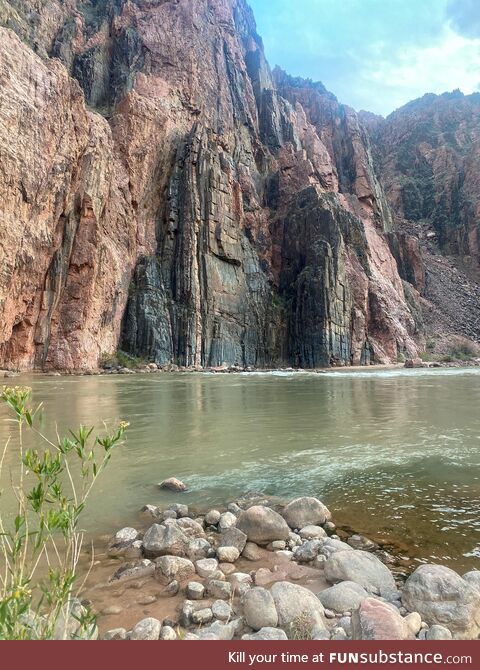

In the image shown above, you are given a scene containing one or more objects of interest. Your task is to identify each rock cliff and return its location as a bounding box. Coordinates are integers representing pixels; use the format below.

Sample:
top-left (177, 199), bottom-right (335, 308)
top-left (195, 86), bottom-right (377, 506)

top-left (0, 0), bottom-right (475, 371)
top-left (364, 91), bottom-right (480, 344)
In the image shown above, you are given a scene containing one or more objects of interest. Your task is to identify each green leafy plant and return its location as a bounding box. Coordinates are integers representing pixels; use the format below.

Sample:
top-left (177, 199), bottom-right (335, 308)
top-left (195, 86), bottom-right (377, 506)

top-left (0, 386), bottom-right (128, 639)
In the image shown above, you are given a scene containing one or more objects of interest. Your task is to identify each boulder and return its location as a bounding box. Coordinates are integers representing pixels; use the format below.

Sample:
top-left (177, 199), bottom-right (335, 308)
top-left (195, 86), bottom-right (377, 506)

top-left (463, 570), bottom-right (480, 590)
top-left (299, 526), bottom-right (327, 540)
top-left (174, 517), bottom-right (205, 537)
top-left (270, 581), bottom-right (327, 634)
top-left (404, 612), bottom-right (422, 636)
top-left (242, 628), bottom-right (288, 641)
top-left (242, 587), bottom-right (278, 630)
top-left (294, 539), bottom-right (322, 562)
top-left (402, 564), bottom-right (480, 639)
top-left (111, 527), bottom-right (139, 544)
top-left (219, 527), bottom-right (247, 553)
top-left (158, 477), bottom-right (187, 492)
top-left (187, 538), bottom-right (211, 561)
top-left (282, 497), bottom-right (331, 529)
top-left (404, 358), bottom-right (425, 369)
top-left (426, 625), bottom-right (453, 640)
top-left (216, 546), bottom-right (240, 563)
top-left (230, 572), bottom-right (253, 590)
top-left (236, 506), bottom-right (290, 544)
top-left (130, 617), bottom-right (161, 640)
top-left (104, 628), bottom-right (127, 640)
top-left (347, 534), bottom-right (377, 551)
top-left (271, 540), bottom-right (287, 550)
top-left (107, 527), bottom-right (140, 557)
top-left (212, 600), bottom-right (232, 621)
top-left (195, 558), bottom-right (218, 579)
top-left (186, 582), bottom-right (205, 600)
top-left (140, 504), bottom-right (161, 521)
top-left (205, 509), bottom-right (221, 526)
top-left (324, 550), bottom-right (397, 596)
top-left (165, 580), bottom-right (179, 596)
top-left (352, 598), bottom-right (414, 640)
top-left (198, 621), bottom-right (235, 640)
top-left (110, 559), bottom-right (155, 582)
top-left (169, 503), bottom-right (188, 517)
top-left (192, 608), bottom-right (213, 625)
top-left (318, 581), bottom-right (369, 613)
top-left (319, 537), bottom-right (354, 558)
top-left (242, 541), bottom-right (263, 561)
top-left (154, 556), bottom-right (195, 584)
top-left (143, 523), bottom-right (189, 557)
top-left (207, 579), bottom-right (232, 600)
top-left (159, 625), bottom-right (177, 640)
top-left (218, 512), bottom-right (237, 531)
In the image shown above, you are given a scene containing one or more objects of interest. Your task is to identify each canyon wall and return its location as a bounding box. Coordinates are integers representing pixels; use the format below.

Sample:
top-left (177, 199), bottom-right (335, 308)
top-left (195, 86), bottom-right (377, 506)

top-left (2, 0), bottom-right (475, 370)
top-left (364, 92), bottom-right (480, 344)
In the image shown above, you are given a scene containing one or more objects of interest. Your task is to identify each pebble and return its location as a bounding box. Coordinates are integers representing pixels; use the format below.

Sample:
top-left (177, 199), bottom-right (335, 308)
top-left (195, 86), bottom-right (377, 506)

top-left (242, 542), bottom-right (263, 561)
top-left (205, 510), bottom-right (221, 525)
top-left (186, 582), bottom-right (205, 600)
top-left (331, 626), bottom-right (348, 640)
top-left (102, 605), bottom-right (123, 615)
top-left (207, 579), bottom-right (232, 600)
top-left (165, 580), bottom-right (179, 596)
top-left (130, 617), bottom-right (161, 640)
top-left (160, 625), bottom-right (177, 640)
top-left (212, 600), bottom-right (232, 621)
top-left (104, 628), bottom-right (127, 640)
top-left (271, 540), bottom-right (287, 550)
top-left (218, 512), bottom-right (237, 531)
top-left (427, 625), bottom-right (453, 640)
top-left (195, 558), bottom-right (219, 578)
top-left (192, 608), bottom-right (213, 625)
top-left (217, 546), bottom-right (240, 563)
top-left (137, 595), bottom-right (157, 605)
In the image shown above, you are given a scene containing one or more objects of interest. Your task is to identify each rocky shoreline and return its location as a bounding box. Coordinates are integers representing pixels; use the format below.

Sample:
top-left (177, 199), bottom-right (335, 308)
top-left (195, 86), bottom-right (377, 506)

top-left (82, 493), bottom-right (480, 641)
top-left (4, 359), bottom-right (480, 379)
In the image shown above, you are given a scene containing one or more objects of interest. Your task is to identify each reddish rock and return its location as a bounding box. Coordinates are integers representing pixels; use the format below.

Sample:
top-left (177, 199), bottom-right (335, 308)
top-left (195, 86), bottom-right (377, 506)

top-left (3, 2), bottom-right (475, 370)
top-left (352, 598), bottom-right (414, 640)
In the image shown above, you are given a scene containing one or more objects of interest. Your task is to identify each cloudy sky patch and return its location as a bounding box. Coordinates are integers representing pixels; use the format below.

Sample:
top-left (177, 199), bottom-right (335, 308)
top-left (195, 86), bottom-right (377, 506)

top-left (248, 0), bottom-right (480, 116)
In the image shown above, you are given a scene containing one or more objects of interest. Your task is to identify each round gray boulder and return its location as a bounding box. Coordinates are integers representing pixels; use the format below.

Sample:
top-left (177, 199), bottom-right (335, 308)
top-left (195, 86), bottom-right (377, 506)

top-left (324, 549), bottom-right (396, 596)
top-left (402, 564), bottom-right (480, 640)
top-left (236, 506), bottom-right (290, 545)
top-left (130, 617), bottom-right (161, 640)
top-left (242, 587), bottom-right (278, 630)
top-left (318, 581), bottom-right (369, 613)
top-left (282, 497), bottom-right (331, 529)
top-left (270, 581), bottom-right (327, 634)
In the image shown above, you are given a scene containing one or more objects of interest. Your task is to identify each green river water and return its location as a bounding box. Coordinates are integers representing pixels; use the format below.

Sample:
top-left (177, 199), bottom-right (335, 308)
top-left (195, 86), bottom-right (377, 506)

top-left (1, 367), bottom-right (479, 571)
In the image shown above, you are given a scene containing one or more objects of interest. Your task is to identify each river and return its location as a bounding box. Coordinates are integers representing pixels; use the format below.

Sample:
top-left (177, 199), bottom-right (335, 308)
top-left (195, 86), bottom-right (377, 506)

top-left (1, 367), bottom-right (480, 571)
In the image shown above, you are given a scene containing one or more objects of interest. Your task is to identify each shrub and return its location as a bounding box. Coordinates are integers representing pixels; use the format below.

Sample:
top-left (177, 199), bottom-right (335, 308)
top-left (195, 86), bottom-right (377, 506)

top-left (0, 386), bottom-right (128, 639)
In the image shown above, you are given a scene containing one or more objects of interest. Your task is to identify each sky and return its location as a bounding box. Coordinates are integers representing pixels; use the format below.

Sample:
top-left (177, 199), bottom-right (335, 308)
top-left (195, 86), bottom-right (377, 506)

top-left (248, 0), bottom-right (480, 116)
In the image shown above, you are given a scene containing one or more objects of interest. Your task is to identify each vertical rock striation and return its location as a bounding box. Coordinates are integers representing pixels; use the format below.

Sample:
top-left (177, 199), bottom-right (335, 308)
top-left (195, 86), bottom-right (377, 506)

top-left (0, 0), bottom-right (427, 369)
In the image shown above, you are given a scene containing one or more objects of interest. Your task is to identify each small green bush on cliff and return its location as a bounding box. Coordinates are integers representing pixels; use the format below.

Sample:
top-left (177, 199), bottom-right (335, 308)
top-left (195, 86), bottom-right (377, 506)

top-left (0, 386), bottom-right (128, 639)
top-left (100, 350), bottom-right (146, 370)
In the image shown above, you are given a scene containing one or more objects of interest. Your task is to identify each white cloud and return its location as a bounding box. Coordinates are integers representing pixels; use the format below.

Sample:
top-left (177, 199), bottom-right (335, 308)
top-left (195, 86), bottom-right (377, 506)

top-left (363, 28), bottom-right (480, 112)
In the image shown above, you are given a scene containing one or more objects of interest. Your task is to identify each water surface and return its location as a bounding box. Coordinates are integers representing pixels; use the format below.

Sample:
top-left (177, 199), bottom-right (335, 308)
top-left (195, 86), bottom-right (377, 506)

top-left (1, 368), bottom-right (479, 571)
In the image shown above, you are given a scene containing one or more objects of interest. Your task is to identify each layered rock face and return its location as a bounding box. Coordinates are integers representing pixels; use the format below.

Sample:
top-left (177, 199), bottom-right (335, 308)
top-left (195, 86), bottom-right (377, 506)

top-left (0, 0), bottom-right (438, 370)
top-left (365, 92), bottom-right (480, 343)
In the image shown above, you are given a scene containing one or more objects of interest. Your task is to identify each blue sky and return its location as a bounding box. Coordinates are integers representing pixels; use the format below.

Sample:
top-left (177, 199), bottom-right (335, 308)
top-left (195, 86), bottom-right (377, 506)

top-left (248, 0), bottom-right (480, 116)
